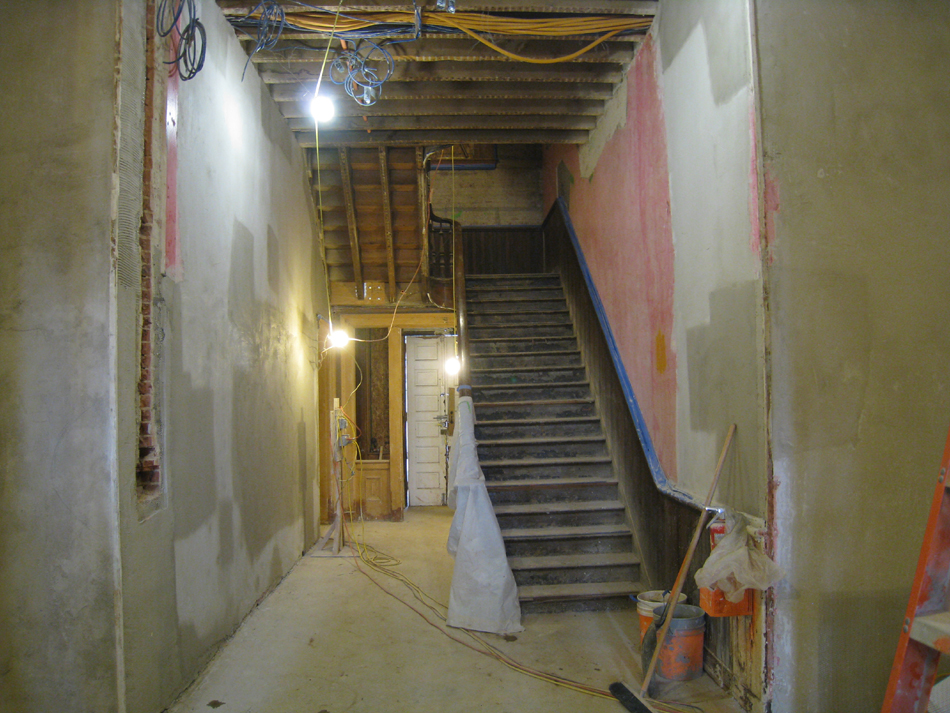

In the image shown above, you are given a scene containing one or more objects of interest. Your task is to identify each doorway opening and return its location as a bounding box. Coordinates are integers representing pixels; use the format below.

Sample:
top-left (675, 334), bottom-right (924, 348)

top-left (404, 333), bottom-right (458, 507)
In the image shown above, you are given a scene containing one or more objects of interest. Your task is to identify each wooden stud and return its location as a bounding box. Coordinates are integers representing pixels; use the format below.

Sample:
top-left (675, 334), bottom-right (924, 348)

top-left (338, 147), bottom-right (364, 300)
top-left (416, 146), bottom-right (429, 301)
top-left (388, 327), bottom-right (405, 520)
top-left (378, 147), bottom-right (398, 302)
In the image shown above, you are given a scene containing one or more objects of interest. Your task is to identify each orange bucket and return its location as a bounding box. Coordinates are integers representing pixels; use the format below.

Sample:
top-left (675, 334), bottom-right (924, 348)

top-left (644, 604), bottom-right (706, 681)
top-left (636, 591), bottom-right (687, 643)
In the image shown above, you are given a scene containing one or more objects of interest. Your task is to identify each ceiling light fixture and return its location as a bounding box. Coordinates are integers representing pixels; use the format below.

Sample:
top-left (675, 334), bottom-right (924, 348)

top-left (310, 94), bottom-right (336, 123)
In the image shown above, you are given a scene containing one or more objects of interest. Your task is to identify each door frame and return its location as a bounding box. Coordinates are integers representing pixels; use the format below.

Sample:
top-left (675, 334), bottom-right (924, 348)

top-left (322, 310), bottom-right (454, 522)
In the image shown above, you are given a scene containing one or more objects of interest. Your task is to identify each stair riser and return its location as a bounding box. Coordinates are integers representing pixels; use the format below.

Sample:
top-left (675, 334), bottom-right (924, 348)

top-left (514, 563), bottom-right (640, 587)
top-left (475, 402), bottom-right (597, 421)
top-left (471, 367), bottom-right (587, 385)
top-left (467, 275), bottom-right (561, 289)
top-left (488, 482), bottom-right (619, 505)
top-left (496, 509), bottom-right (625, 530)
top-left (482, 462), bottom-right (614, 480)
top-left (478, 440), bottom-right (609, 460)
top-left (470, 324), bottom-right (575, 340)
top-left (469, 312), bottom-right (571, 327)
top-left (469, 337), bottom-right (578, 355)
top-left (470, 353), bottom-right (582, 370)
top-left (473, 385), bottom-right (591, 402)
top-left (504, 534), bottom-right (634, 558)
top-left (476, 421), bottom-right (602, 440)
top-left (467, 300), bottom-right (565, 316)
top-left (520, 596), bottom-right (637, 615)
top-left (467, 288), bottom-right (564, 301)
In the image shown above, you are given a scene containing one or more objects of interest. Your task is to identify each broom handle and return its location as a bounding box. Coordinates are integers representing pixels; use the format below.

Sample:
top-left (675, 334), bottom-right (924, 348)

top-left (640, 423), bottom-right (736, 696)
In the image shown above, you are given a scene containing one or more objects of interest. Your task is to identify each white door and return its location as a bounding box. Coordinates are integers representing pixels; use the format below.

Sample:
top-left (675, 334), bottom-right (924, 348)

top-left (406, 335), bottom-right (457, 506)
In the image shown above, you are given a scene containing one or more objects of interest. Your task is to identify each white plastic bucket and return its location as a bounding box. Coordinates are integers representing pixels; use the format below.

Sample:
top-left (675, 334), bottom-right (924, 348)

top-left (636, 591), bottom-right (687, 643)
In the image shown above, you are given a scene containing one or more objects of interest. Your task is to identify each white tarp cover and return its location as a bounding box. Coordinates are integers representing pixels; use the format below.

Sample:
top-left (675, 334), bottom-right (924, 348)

top-left (446, 395), bottom-right (523, 634)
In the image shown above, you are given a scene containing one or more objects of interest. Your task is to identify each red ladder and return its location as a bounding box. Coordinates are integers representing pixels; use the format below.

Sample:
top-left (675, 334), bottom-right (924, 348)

top-left (882, 425), bottom-right (950, 712)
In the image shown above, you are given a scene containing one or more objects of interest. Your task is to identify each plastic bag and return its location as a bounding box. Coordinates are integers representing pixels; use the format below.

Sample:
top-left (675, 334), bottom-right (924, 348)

top-left (446, 395), bottom-right (523, 634)
top-left (694, 511), bottom-right (784, 603)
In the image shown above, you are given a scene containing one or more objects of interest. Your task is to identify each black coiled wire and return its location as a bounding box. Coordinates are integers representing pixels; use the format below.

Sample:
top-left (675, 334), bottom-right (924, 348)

top-left (157, 0), bottom-right (206, 81)
top-left (241, 1), bottom-right (286, 80)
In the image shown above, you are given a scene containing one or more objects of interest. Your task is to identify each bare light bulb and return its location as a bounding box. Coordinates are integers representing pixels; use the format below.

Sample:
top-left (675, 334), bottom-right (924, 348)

top-left (309, 94), bottom-right (335, 124)
top-left (444, 356), bottom-right (461, 376)
top-left (329, 330), bottom-right (350, 349)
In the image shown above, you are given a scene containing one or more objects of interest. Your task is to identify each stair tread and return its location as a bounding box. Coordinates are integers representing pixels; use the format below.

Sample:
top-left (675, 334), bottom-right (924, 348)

top-left (470, 308), bottom-right (569, 314)
top-left (472, 365), bottom-right (582, 374)
top-left (486, 476), bottom-right (617, 489)
top-left (502, 523), bottom-right (632, 540)
top-left (470, 336), bottom-right (576, 343)
top-left (476, 398), bottom-right (594, 407)
top-left (509, 552), bottom-right (640, 570)
top-left (476, 416), bottom-right (600, 426)
top-left (471, 349), bottom-right (580, 358)
top-left (470, 322), bottom-right (572, 329)
top-left (518, 581), bottom-right (644, 601)
top-left (494, 499), bottom-right (624, 515)
top-left (479, 435), bottom-right (605, 446)
top-left (474, 381), bottom-right (589, 389)
top-left (481, 455), bottom-right (611, 467)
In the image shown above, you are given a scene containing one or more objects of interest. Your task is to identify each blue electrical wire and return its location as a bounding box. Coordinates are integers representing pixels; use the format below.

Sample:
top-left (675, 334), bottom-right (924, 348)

top-left (157, 0), bottom-right (206, 81)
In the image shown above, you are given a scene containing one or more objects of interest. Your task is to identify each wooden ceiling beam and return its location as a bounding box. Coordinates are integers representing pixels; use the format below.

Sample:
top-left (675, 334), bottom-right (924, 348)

top-left (260, 61), bottom-right (623, 84)
top-left (219, 1), bottom-right (657, 16)
top-left (416, 146), bottom-right (429, 300)
top-left (250, 40), bottom-right (635, 65)
top-left (337, 147), bottom-right (365, 299)
top-left (298, 128), bottom-right (589, 147)
top-left (378, 147), bottom-right (398, 301)
top-left (272, 81), bottom-right (616, 102)
top-left (280, 97), bottom-right (605, 118)
top-left (290, 114), bottom-right (597, 131)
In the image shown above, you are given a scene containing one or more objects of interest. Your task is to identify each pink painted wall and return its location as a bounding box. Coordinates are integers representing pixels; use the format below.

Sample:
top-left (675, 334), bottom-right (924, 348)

top-left (543, 36), bottom-right (677, 481)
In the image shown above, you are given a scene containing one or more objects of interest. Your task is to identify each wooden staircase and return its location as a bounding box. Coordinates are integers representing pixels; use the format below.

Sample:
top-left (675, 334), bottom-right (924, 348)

top-left (467, 272), bottom-right (645, 613)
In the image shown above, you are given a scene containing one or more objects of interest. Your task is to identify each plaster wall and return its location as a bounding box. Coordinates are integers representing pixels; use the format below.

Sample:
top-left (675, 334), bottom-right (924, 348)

top-left (0, 3), bottom-right (123, 712)
top-left (430, 145), bottom-right (543, 226)
top-left (756, 1), bottom-right (950, 710)
top-left (542, 2), bottom-right (766, 517)
top-left (120, 3), bottom-right (325, 711)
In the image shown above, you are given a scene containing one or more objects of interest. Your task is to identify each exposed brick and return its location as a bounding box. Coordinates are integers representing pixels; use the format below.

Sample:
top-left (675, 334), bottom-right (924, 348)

top-left (140, 394), bottom-right (152, 408)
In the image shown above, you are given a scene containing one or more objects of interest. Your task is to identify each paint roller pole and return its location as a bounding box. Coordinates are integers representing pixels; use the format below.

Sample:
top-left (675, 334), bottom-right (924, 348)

top-left (640, 423), bottom-right (736, 698)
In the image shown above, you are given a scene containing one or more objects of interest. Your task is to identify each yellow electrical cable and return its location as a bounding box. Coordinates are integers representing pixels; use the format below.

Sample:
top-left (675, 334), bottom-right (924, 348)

top-left (444, 24), bottom-right (621, 64)
top-left (267, 11), bottom-right (651, 63)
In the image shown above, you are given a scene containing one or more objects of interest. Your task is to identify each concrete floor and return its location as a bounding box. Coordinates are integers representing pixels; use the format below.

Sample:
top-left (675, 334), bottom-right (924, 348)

top-left (168, 508), bottom-right (744, 713)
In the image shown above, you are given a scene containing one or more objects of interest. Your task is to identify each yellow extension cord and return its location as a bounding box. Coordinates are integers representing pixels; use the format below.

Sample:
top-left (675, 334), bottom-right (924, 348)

top-left (257, 10), bottom-right (652, 64)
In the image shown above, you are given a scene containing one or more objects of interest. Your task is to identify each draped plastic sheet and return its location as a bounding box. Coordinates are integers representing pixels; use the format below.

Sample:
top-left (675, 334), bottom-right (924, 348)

top-left (446, 395), bottom-right (523, 634)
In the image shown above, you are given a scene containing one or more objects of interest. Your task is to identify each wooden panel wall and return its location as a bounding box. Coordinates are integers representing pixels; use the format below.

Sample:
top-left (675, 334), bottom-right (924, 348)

top-left (543, 203), bottom-right (729, 670)
top-left (464, 226), bottom-right (544, 275)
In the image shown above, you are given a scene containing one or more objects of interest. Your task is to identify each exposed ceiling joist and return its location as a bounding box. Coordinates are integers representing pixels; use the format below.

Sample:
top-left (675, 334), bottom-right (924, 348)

top-left (250, 40), bottom-right (635, 65)
top-left (217, 0), bottom-right (657, 304)
top-left (259, 61), bottom-right (625, 85)
top-left (281, 97), bottom-right (606, 118)
top-left (378, 147), bottom-right (398, 300)
top-left (271, 81), bottom-right (617, 102)
top-left (290, 114), bottom-right (597, 131)
top-left (299, 129), bottom-right (589, 147)
top-left (338, 148), bottom-right (364, 299)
